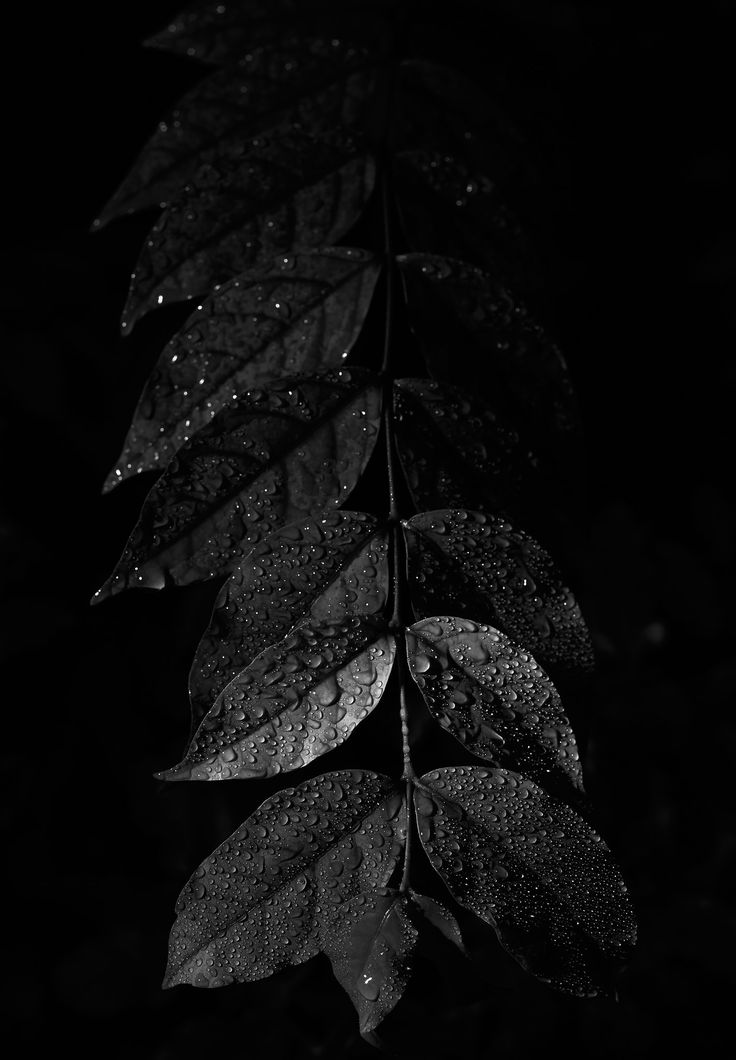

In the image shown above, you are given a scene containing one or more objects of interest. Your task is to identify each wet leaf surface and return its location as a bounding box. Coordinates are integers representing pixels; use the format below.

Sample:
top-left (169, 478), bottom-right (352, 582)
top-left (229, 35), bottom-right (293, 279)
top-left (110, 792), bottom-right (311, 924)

top-left (393, 378), bottom-right (538, 518)
top-left (95, 38), bottom-right (377, 227)
top-left (189, 511), bottom-right (389, 728)
top-left (106, 248), bottom-right (380, 490)
top-left (414, 766), bottom-right (637, 996)
top-left (408, 890), bottom-right (465, 954)
top-left (164, 769), bottom-right (405, 986)
top-left (94, 369), bottom-right (381, 601)
top-left (121, 72), bottom-right (377, 331)
top-left (161, 614), bottom-right (395, 780)
top-left (404, 509), bottom-right (593, 671)
top-left (405, 617), bottom-right (583, 792)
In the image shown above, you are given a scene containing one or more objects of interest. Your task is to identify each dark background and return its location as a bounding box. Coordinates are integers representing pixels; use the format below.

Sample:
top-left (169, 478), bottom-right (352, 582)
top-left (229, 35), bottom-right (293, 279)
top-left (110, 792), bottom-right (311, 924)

top-left (4, 1), bottom-right (735, 1055)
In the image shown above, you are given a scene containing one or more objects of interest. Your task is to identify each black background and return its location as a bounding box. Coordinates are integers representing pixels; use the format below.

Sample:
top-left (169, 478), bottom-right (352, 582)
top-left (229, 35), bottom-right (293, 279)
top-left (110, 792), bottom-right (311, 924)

top-left (4, 1), bottom-right (735, 1056)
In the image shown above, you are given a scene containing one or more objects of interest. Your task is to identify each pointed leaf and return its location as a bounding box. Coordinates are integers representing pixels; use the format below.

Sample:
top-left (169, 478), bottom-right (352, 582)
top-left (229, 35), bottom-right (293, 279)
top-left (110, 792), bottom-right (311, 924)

top-left (404, 509), bottom-right (593, 671)
top-left (161, 615), bottom-right (395, 781)
top-left (189, 511), bottom-right (389, 727)
top-left (414, 766), bottom-right (637, 996)
top-left (106, 248), bottom-right (381, 491)
top-left (393, 378), bottom-right (538, 518)
top-left (408, 890), bottom-right (465, 955)
top-left (323, 889), bottom-right (417, 1036)
top-left (405, 617), bottom-right (583, 792)
top-left (93, 369), bottom-right (381, 601)
top-left (95, 39), bottom-right (376, 228)
top-left (164, 769), bottom-right (405, 987)
top-left (121, 73), bottom-right (377, 331)
top-left (398, 254), bottom-right (579, 451)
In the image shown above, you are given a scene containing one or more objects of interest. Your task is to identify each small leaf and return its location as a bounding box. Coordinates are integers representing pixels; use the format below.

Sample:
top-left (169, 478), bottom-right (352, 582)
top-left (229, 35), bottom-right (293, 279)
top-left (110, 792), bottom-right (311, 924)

top-left (95, 38), bottom-right (376, 228)
top-left (161, 614), bottom-right (395, 781)
top-left (105, 248), bottom-right (381, 490)
top-left (121, 73), bottom-right (377, 331)
top-left (189, 510), bottom-right (389, 727)
top-left (414, 766), bottom-right (637, 997)
top-left (323, 889), bottom-right (417, 1036)
top-left (405, 617), bottom-right (583, 792)
top-left (398, 254), bottom-right (579, 451)
top-left (393, 378), bottom-right (537, 517)
top-left (164, 769), bottom-right (405, 987)
top-left (404, 509), bottom-right (593, 671)
top-left (408, 890), bottom-right (465, 955)
top-left (93, 369), bottom-right (381, 602)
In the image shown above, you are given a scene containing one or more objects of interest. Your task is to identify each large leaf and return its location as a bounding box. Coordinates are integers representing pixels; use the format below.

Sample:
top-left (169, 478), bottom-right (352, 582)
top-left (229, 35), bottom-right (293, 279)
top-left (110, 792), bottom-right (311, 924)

top-left (189, 511), bottom-right (389, 727)
top-left (398, 254), bottom-right (579, 451)
top-left (121, 72), bottom-right (377, 332)
top-left (405, 617), bottom-right (583, 792)
top-left (93, 369), bottom-right (381, 602)
top-left (95, 39), bottom-right (377, 228)
top-left (164, 769), bottom-right (405, 987)
top-left (105, 248), bottom-right (380, 491)
top-left (393, 378), bottom-right (538, 518)
top-left (414, 766), bottom-right (637, 996)
top-left (404, 509), bottom-right (593, 671)
top-left (160, 615), bottom-right (395, 781)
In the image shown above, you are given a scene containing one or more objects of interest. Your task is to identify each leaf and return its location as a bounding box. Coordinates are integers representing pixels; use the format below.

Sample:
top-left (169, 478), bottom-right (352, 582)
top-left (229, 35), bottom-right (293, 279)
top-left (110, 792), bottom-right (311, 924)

top-left (408, 890), bottom-right (465, 955)
top-left (121, 72), bottom-right (377, 332)
top-left (93, 369), bottom-right (381, 602)
top-left (164, 769), bottom-right (405, 987)
top-left (105, 247), bottom-right (381, 491)
top-left (405, 617), bottom-right (583, 792)
top-left (404, 509), bottom-right (593, 671)
top-left (398, 254), bottom-right (579, 451)
top-left (393, 378), bottom-right (538, 518)
top-left (95, 39), bottom-right (377, 228)
top-left (189, 510), bottom-right (389, 728)
top-left (414, 766), bottom-right (637, 997)
top-left (161, 614), bottom-right (395, 781)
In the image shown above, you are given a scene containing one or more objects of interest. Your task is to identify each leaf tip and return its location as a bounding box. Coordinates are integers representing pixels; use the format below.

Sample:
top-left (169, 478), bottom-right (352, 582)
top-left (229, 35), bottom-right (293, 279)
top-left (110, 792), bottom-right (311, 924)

top-left (154, 762), bottom-right (192, 782)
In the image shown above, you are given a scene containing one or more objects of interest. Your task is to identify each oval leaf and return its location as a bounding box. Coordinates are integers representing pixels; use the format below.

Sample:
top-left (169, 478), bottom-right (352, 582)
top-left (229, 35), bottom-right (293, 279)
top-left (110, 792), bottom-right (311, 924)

top-left (161, 614), bottom-right (395, 781)
top-left (164, 769), bottom-right (405, 988)
top-left (414, 766), bottom-right (637, 997)
top-left (404, 509), bottom-right (593, 671)
top-left (105, 247), bottom-right (381, 490)
top-left (405, 617), bottom-right (583, 792)
top-left (408, 890), bottom-right (465, 955)
top-left (121, 72), bottom-right (377, 331)
top-left (189, 510), bottom-right (389, 727)
top-left (93, 368), bottom-right (382, 602)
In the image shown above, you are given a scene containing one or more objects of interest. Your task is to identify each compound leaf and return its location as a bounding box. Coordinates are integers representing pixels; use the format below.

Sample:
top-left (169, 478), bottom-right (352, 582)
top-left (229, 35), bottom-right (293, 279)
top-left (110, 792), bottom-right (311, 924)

top-left (164, 769), bottom-right (405, 987)
top-left (404, 509), bottom-right (593, 671)
top-left (105, 247), bottom-right (380, 491)
top-left (414, 766), bottom-right (637, 996)
top-left (189, 510), bottom-right (389, 727)
top-left (93, 369), bottom-right (381, 601)
top-left (161, 614), bottom-right (395, 781)
top-left (405, 617), bottom-right (583, 792)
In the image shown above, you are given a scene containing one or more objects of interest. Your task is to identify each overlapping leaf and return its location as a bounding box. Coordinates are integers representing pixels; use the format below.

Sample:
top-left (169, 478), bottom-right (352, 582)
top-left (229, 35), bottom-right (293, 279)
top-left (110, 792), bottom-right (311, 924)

top-left (106, 248), bottom-right (381, 491)
top-left (161, 614), bottom-right (395, 781)
top-left (121, 71), bottom-right (377, 331)
top-left (405, 617), bottom-right (582, 791)
top-left (393, 378), bottom-right (538, 518)
top-left (93, 369), bottom-right (381, 601)
top-left (414, 767), bottom-right (637, 996)
top-left (95, 38), bottom-right (380, 228)
top-left (189, 511), bottom-right (389, 727)
top-left (398, 254), bottom-right (579, 450)
top-left (404, 509), bottom-right (593, 671)
top-left (164, 769), bottom-right (405, 987)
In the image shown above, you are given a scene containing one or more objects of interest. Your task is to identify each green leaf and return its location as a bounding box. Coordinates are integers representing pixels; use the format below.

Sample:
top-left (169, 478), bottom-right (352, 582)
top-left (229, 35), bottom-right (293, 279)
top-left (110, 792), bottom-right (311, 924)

top-left (405, 617), bottom-right (583, 792)
top-left (189, 510), bottom-right (389, 728)
top-left (93, 369), bottom-right (381, 601)
top-left (164, 769), bottom-right (405, 987)
top-left (404, 509), bottom-right (593, 671)
top-left (160, 615), bottom-right (394, 781)
top-left (105, 248), bottom-right (380, 491)
top-left (414, 766), bottom-right (637, 997)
